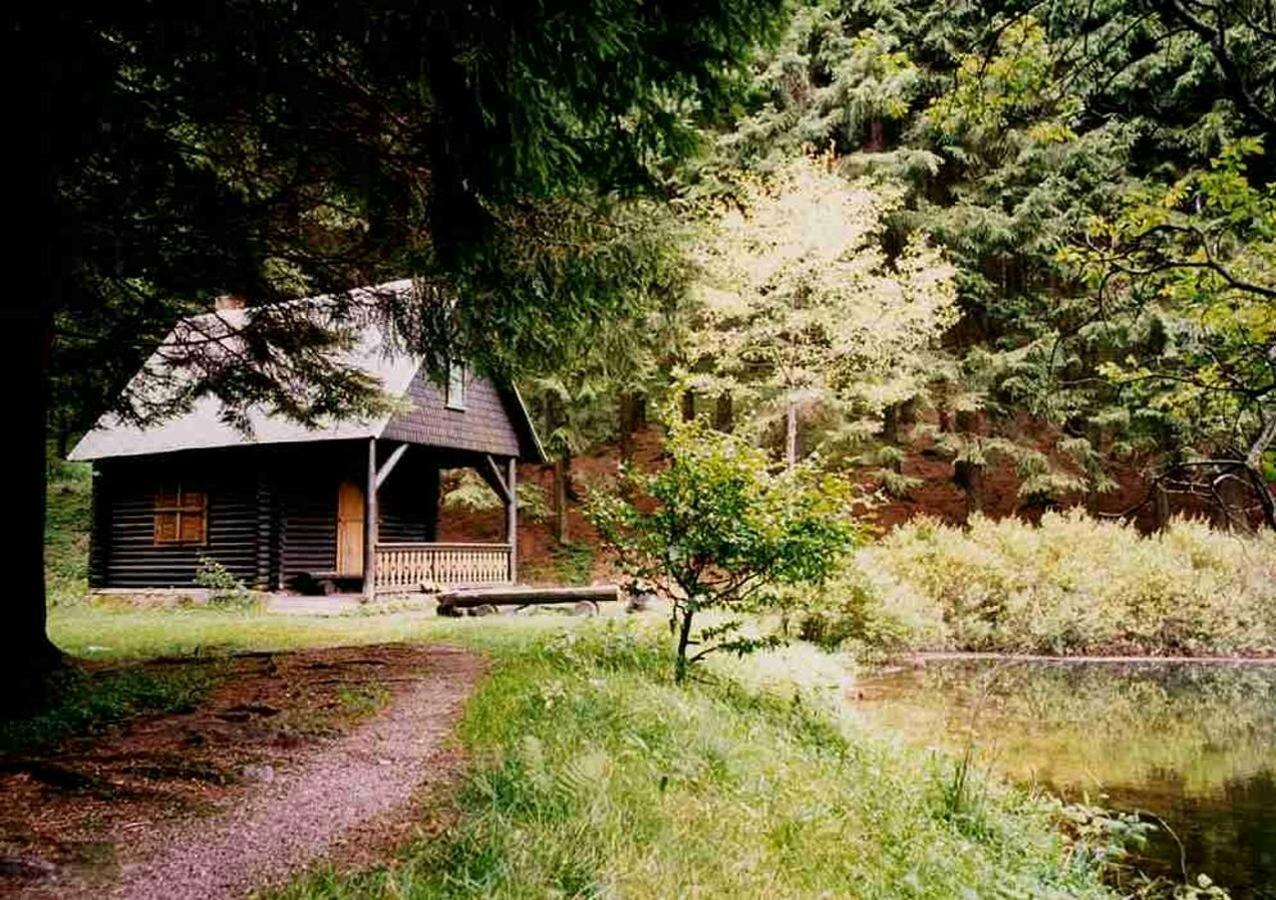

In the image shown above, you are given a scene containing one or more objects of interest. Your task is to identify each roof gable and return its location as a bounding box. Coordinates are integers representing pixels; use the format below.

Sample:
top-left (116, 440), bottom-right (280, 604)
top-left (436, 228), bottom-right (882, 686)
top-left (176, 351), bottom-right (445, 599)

top-left (69, 280), bottom-right (544, 462)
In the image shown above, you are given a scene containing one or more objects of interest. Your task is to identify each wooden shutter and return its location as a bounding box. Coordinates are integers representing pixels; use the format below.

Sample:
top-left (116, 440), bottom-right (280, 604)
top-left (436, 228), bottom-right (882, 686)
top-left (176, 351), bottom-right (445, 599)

top-left (154, 486), bottom-right (208, 545)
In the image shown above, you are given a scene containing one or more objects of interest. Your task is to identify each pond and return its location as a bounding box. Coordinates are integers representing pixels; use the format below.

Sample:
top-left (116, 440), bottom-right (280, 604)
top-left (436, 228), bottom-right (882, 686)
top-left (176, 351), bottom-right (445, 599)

top-left (849, 659), bottom-right (1276, 898)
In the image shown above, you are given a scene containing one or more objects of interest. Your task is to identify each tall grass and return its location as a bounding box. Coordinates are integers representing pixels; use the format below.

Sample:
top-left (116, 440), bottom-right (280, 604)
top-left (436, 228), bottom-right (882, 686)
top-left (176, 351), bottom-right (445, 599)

top-left (813, 512), bottom-right (1276, 656)
top-left (272, 621), bottom-right (1123, 899)
top-left (45, 457), bottom-right (92, 607)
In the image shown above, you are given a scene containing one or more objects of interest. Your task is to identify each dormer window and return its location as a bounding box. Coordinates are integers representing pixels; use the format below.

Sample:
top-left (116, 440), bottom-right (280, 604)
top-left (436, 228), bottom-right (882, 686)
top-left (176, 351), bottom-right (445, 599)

top-left (446, 361), bottom-right (467, 410)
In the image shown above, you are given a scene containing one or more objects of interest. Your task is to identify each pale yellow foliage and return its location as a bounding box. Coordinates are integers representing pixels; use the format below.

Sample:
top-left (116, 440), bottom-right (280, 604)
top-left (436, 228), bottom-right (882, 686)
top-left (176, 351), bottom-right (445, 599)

top-left (692, 155), bottom-right (958, 436)
top-left (854, 511), bottom-right (1276, 654)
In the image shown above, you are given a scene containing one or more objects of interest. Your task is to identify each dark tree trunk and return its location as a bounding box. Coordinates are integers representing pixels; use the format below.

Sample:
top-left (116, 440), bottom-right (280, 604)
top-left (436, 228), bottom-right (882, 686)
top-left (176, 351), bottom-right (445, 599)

top-left (785, 400), bottom-right (798, 470)
top-left (619, 392), bottom-right (640, 465)
top-left (881, 404), bottom-right (900, 444)
top-left (554, 452), bottom-right (571, 545)
top-left (681, 388), bottom-right (696, 423)
top-left (3, 288), bottom-right (64, 708)
top-left (55, 418), bottom-right (72, 461)
top-left (1154, 482), bottom-right (1171, 533)
top-left (674, 604), bottom-right (695, 683)
top-left (713, 392), bottom-right (733, 432)
top-left (5, 16), bottom-right (67, 709)
top-left (867, 117), bottom-right (885, 152)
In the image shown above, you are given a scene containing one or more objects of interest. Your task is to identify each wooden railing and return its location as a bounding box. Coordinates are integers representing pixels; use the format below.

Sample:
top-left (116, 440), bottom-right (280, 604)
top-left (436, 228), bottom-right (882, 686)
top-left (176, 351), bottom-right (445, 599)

top-left (374, 542), bottom-right (511, 594)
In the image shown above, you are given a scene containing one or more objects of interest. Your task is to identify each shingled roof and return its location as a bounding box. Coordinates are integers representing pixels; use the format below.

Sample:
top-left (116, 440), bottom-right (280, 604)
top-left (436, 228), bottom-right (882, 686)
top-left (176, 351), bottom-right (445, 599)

top-left (69, 279), bottom-right (545, 463)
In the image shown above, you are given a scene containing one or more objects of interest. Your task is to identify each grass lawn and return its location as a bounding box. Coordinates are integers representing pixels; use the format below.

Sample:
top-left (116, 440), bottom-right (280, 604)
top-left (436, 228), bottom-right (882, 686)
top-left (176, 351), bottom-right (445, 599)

top-left (41, 605), bottom-right (1127, 898)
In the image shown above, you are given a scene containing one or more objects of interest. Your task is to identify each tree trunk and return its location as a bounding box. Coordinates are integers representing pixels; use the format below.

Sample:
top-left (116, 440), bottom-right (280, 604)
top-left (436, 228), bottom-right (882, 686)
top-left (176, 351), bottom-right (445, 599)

top-left (867, 116), bottom-right (885, 152)
top-left (785, 399), bottom-right (798, 470)
top-left (681, 388), bottom-right (696, 423)
top-left (713, 392), bottom-right (733, 433)
top-left (674, 604), bottom-right (695, 683)
top-left (881, 404), bottom-right (900, 444)
top-left (954, 460), bottom-right (983, 519)
top-left (2, 294), bottom-right (64, 709)
top-left (5, 18), bottom-right (66, 709)
top-left (554, 451), bottom-right (571, 545)
top-left (618, 392), bottom-right (636, 465)
top-left (1154, 482), bottom-right (1171, 533)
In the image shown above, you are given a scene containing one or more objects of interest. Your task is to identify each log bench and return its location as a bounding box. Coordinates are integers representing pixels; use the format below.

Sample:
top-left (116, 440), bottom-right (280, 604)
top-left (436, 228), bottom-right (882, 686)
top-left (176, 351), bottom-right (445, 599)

top-left (436, 584), bottom-right (620, 617)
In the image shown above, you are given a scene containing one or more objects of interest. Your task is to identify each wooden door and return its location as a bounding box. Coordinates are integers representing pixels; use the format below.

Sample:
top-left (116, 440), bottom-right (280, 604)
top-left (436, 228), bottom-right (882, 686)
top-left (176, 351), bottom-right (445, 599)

top-left (336, 481), bottom-right (365, 576)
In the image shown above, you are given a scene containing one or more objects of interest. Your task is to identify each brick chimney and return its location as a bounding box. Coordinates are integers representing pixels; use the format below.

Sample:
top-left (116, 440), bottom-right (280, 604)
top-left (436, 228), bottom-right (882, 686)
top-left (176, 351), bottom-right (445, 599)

top-left (214, 293), bottom-right (246, 311)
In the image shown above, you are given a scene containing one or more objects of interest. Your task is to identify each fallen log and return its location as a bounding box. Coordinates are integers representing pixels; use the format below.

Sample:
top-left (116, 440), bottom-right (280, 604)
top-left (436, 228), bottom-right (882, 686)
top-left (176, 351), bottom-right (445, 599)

top-left (436, 584), bottom-right (620, 616)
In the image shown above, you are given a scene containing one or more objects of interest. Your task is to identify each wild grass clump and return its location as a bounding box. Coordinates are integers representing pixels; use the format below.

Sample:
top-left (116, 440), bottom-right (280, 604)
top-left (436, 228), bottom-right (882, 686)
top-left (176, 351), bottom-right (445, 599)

top-left (833, 511), bottom-right (1276, 656)
top-left (272, 620), bottom-right (1122, 899)
top-left (45, 457), bottom-right (92, 607)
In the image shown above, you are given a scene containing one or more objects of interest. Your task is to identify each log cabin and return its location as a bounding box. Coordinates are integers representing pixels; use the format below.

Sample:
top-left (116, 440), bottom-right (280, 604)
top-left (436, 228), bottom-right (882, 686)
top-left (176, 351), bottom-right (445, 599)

top-left (69, 280), bottom-right (545, 599)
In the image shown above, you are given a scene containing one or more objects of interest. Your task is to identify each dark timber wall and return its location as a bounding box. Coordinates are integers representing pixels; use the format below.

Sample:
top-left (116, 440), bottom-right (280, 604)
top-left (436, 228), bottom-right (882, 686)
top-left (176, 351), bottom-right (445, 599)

top-left (88, 441), bottom-right (449, 591)
top-left (91, 450), bottom-right (270, 589)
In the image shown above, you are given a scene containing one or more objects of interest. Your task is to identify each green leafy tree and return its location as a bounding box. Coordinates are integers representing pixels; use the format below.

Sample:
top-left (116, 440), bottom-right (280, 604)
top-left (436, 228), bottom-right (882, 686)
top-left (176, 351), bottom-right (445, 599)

top-left (1065, 140), bottom-right (1276, 528)
top-left (691, 155), bottom-right (957, 472)
top-left (442, 470), bottom-right (552, 523)
top-left (588, 415), bottom-right (862, 682)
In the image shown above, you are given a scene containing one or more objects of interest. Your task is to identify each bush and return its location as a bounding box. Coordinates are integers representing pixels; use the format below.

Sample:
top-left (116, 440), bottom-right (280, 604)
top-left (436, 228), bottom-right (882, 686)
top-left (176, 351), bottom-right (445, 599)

top-left (194, 556), bottom-right (263, 612)
top-left (588, 417), bottom-right (863, 681)
top-left (799, 566), bottom-right (943, 655)
top-left (827, 511), bottom-right (1276, 656)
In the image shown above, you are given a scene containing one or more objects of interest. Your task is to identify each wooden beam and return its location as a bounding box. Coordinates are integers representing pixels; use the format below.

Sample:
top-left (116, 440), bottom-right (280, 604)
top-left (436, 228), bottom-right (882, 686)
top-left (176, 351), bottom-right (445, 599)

top-left (375, 442), bottom-right (409, 488)
top-left (437, 584), bottom-right (619, 613)
top-left (482, 454), bottom-right (512, 504)
top-left (506, 457), bottom-right (518, 583)
top-left (362, 438), bottom-right (378, 601)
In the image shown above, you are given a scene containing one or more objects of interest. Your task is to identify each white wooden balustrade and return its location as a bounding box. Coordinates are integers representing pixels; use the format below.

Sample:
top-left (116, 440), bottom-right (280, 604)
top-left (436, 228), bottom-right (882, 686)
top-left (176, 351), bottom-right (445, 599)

top-left (374, 542), bottom-right (511, 593)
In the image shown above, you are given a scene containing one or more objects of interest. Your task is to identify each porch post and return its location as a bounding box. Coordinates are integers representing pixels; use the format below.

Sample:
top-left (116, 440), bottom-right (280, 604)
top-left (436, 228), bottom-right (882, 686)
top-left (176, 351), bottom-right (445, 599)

top-left (506, 456), bottom-right (518, 583)
top-left (363, 437), bottom-right (378, 600)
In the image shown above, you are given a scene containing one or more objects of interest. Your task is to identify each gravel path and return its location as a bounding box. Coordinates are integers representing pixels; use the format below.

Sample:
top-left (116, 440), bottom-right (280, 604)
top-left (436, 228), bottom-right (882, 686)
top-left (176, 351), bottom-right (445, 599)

top-left (108, 645), bottom-right (483, 900)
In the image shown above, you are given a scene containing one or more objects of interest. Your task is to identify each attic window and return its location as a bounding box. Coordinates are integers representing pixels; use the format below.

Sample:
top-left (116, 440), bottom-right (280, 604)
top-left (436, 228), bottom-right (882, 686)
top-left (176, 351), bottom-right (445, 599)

top-left (446, 362), bottom-right (467, 410)
top-left (154, 486), bottom-right (207, 545)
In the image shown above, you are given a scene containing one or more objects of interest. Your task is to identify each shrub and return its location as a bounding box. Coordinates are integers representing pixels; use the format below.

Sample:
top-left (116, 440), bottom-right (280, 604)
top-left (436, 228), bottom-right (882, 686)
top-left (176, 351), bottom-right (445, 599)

top-left (194, 556), bottom-right (263, 612)
top-left (800, 565), bottom-right (944, 655)
top-left (849, 511), bottom-right (1276, 655)
top-left (587, 417), bottom-right (863, 681)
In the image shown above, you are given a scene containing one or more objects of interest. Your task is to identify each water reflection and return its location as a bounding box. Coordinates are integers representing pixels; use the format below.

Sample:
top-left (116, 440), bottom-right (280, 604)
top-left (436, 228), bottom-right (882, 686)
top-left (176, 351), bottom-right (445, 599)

top-left (850, 661), bottom-right (1276, 898)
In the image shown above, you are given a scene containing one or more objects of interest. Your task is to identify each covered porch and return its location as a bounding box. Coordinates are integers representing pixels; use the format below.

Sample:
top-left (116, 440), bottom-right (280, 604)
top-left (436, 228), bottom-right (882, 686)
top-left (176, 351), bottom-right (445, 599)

top-left (357, 437), bottom-right (519, 598)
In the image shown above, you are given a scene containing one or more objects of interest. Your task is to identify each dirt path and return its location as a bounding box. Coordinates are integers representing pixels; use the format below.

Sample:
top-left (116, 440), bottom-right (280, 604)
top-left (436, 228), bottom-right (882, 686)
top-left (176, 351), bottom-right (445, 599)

top-left (113, 645), bottom-right (481, 899)
top-left (10, 644), bottom-right (485, 900)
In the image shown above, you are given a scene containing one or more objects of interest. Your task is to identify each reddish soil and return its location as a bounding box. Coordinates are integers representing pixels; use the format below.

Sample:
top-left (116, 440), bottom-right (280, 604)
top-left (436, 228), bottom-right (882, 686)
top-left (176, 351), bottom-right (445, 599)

top-left (0, 644), bottom-right (483, 899)
top-left (441, 419), bottom-right (1244, 584)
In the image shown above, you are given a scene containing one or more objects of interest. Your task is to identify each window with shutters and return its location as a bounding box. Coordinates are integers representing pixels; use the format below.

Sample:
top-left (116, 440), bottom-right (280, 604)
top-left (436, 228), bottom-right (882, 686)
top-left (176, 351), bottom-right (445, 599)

top-left (446, 361), bottom-right (467, 410)
top-left (154, 486), bottom-right (208, 545)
